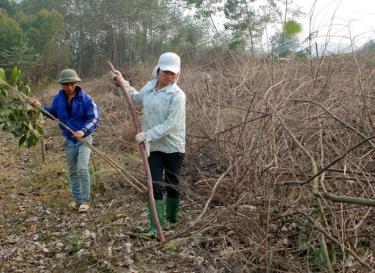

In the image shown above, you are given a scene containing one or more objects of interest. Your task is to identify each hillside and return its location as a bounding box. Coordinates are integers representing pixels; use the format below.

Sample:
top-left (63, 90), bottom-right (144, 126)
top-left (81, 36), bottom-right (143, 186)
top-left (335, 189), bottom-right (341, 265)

top-left (1, 53), bottom-right (375, 272)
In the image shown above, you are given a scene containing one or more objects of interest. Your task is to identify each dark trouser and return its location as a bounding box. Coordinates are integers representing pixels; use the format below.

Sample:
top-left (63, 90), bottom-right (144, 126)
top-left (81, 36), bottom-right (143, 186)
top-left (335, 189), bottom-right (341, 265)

top-left (148, 151), bottom-right (184, 200)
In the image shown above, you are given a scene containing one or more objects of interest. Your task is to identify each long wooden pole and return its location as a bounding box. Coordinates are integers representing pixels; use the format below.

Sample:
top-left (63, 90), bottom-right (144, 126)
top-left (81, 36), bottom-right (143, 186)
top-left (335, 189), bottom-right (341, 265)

top-left (0, 78), bottom-right (147, 194)
top-left (107, 61), bottom-right (165, 242)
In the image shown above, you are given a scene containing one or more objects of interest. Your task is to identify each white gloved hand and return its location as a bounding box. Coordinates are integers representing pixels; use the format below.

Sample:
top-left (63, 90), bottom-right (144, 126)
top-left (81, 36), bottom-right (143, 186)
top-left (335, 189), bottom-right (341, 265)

top-left (109, 71), bottom-right (117, 80)
top-left (135, 132), bottom-right (147, 144)
top-left (135, 132), bottom-right (150, 157)
top-left (109, 70), bottom-right (124, 86)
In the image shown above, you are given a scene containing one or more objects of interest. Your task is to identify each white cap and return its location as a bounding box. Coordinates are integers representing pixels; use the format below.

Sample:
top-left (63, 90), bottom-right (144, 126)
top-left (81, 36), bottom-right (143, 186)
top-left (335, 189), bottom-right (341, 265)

top-left (158, 52), bottom-right (180, 74)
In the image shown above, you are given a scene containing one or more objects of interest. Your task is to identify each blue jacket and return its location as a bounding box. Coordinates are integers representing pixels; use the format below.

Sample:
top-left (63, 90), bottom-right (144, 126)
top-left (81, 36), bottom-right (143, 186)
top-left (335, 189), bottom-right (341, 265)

top-left (43, 86), bottom-right (100, 142)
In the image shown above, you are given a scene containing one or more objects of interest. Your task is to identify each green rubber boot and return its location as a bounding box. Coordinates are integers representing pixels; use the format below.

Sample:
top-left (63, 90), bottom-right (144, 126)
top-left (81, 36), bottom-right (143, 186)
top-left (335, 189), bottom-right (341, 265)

top-left (166, 197), bottom-right (179, 224)
top-left (139, 199), bottom-right (164, 239)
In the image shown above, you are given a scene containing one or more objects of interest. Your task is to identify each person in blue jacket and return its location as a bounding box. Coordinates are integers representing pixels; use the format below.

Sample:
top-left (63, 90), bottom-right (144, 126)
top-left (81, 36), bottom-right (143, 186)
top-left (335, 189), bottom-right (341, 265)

top-left (111, 52), bottom-right (185, 238)
top-left (27, 69), bottom-right (100, 213)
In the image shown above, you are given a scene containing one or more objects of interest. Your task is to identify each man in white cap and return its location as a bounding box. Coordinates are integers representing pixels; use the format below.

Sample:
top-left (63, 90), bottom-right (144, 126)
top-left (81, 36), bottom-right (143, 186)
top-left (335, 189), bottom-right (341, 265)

top-left (111, 52), bottom-right (186, 239)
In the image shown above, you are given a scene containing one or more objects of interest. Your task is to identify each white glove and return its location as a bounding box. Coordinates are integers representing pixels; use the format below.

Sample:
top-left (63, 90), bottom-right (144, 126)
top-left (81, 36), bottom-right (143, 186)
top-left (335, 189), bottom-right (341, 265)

top-left (135, 132), bottom-right (147, 144)
top-left (135, 132), bottom-right (150, 157)
top-left (109, 70), bottom-right (124, 86)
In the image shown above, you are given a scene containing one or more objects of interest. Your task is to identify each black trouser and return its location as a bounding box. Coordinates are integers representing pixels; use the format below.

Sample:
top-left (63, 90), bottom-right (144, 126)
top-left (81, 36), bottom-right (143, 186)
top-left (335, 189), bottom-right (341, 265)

top-left (148, 151), bottom-right (184, 200)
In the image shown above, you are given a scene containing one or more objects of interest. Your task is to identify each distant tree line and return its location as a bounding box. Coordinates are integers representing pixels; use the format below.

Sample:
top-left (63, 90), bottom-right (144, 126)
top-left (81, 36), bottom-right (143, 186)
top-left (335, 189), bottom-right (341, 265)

top-left (0, 0), bottom-right (308, 82)
top-left (0, 0), bottom-right (211, 82)
top-left (360, 39), bottom-right (375, 52)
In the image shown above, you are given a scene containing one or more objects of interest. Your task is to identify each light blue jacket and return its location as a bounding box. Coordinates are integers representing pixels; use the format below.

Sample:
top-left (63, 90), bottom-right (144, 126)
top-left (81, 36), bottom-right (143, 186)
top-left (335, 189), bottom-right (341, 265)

top-left (125, 79), bottom-right (185, 153)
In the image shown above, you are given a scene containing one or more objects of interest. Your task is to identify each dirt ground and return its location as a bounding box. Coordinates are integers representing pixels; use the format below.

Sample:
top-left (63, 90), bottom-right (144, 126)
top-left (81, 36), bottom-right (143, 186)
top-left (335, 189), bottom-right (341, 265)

top-left (0, 80), bottom-right (220, 273)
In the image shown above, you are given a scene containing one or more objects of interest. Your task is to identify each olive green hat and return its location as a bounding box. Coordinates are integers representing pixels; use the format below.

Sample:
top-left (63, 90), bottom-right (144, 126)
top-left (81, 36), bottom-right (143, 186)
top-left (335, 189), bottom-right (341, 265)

top-left (57, 69), bottom-right (82, 84)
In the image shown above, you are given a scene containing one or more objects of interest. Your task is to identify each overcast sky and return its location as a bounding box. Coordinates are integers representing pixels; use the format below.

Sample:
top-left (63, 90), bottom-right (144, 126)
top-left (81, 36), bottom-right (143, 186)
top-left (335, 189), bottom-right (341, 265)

top-left (207, 0), bottom-right (374, 51)
top-left (297, 0), bottom-right (375, 49)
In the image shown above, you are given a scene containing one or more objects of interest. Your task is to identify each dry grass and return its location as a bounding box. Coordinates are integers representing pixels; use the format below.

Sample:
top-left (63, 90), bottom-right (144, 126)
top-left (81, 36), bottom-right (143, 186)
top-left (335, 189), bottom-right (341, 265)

top-left (42, 51), bottom-right (375, 272)
top-left (174, 52), bottom-right (375, 272)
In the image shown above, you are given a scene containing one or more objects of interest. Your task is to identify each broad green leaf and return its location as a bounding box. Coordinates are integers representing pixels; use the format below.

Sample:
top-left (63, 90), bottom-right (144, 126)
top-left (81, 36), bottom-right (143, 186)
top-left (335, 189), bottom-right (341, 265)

top-left (0, 98), bottom-right (6, 111)
top-left (8, 113), bottom-right (16, 122)
top-left (27, 135), bottom-right (37, 147)
top-left (18, 135), bottom-right (27, 147)
top-left (0, 68), bottom-right (6, 81)
top-left (0, 68), bottom-right (43, 147)
top-left (25, 104), bottom-right (34, 112)
top-left (13, 126), bottom-right (24, 137)
top-left (36, 126), bottom-right (43, 135)
top-left (0, 88), bottom-right (8, 97)
top-left (22, 85), bottom-right (32, 96)
top-left (30, 127), bottom-right (40, 138)
top-left (10, 66), bottom-right (19, 84)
